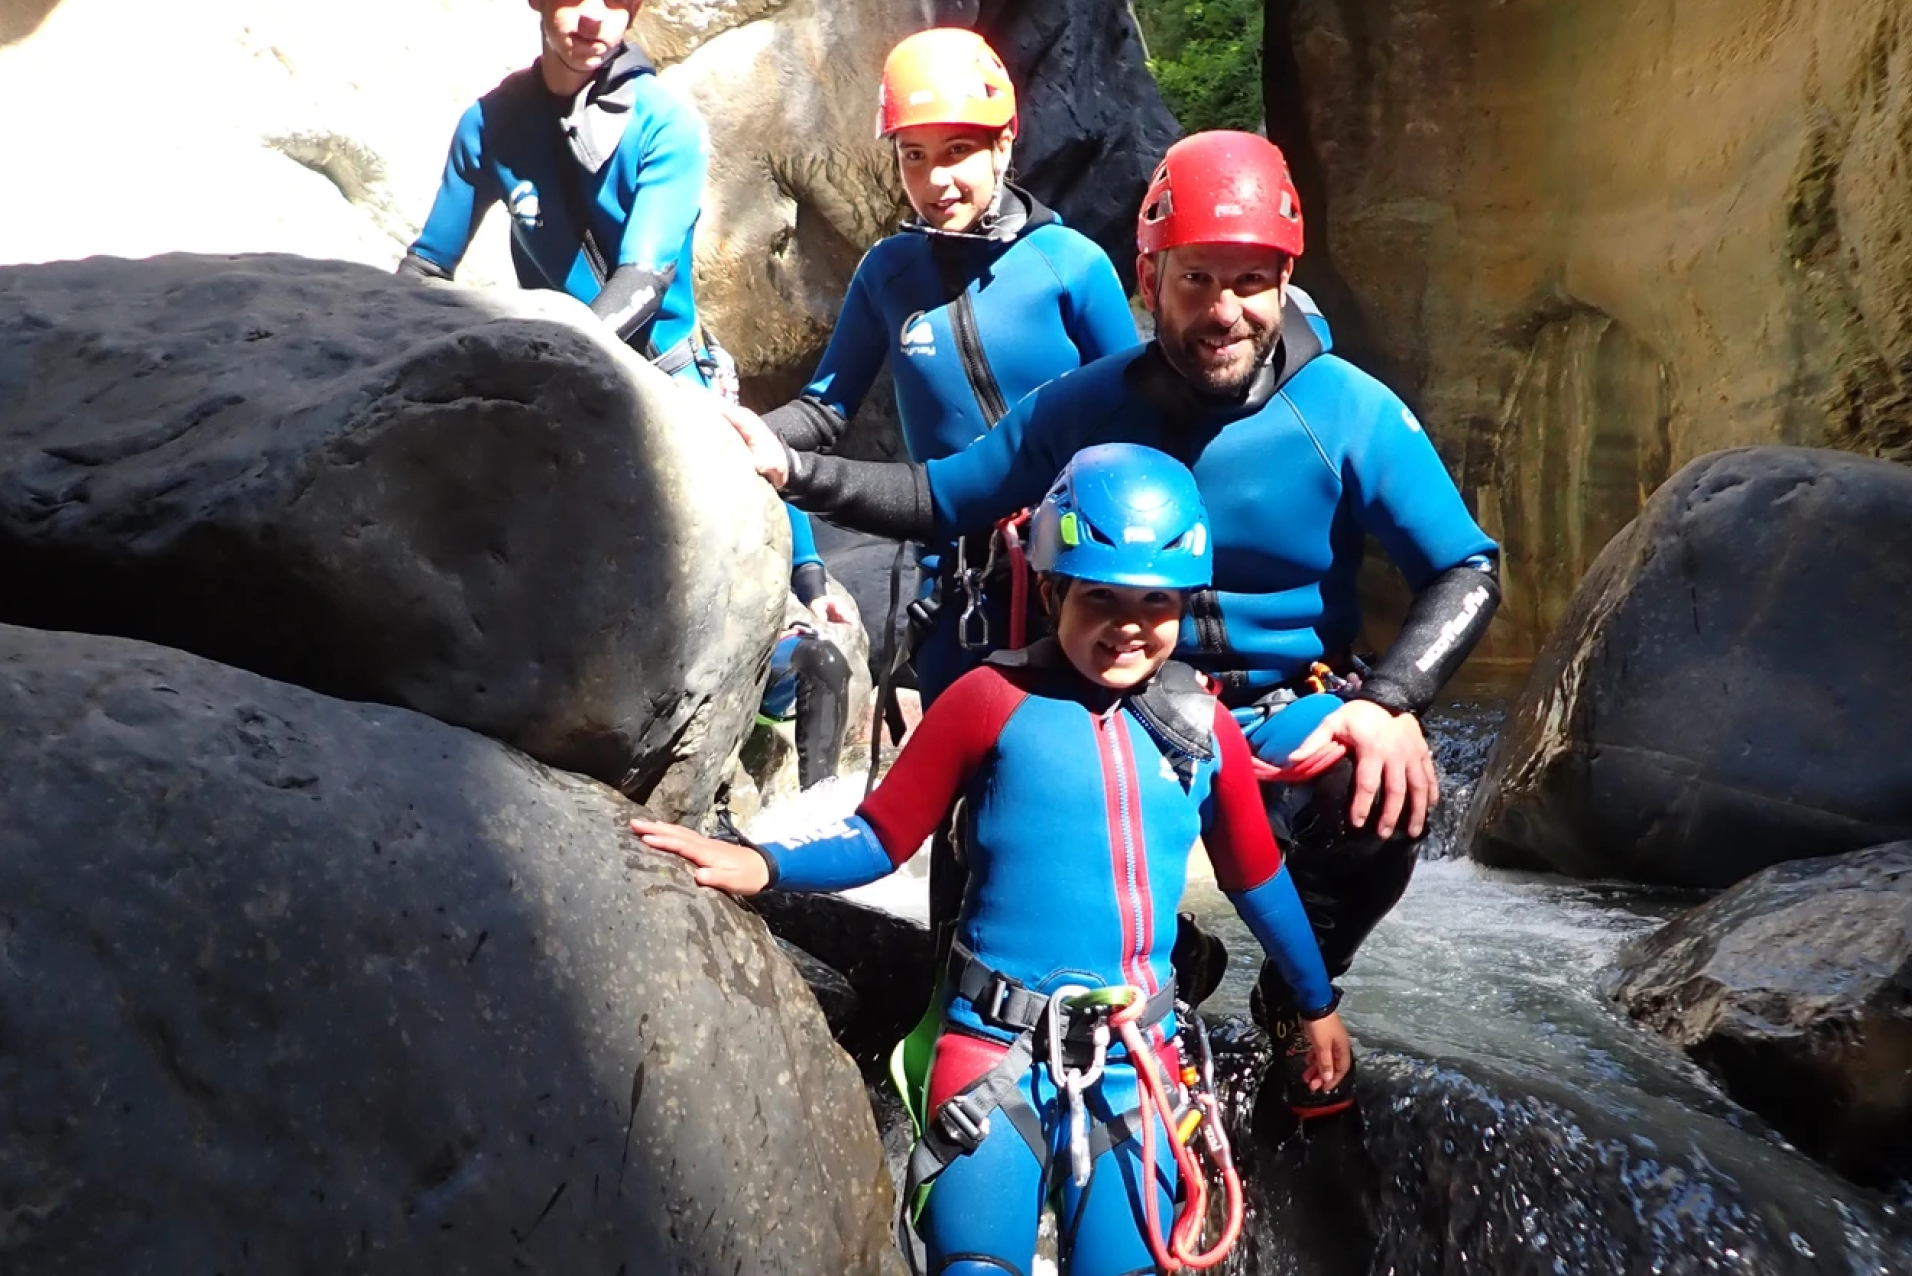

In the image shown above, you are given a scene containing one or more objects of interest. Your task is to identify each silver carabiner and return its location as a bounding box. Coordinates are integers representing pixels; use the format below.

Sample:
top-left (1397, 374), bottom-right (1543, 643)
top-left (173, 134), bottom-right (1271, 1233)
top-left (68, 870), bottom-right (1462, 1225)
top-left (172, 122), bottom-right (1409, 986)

top-left (956, 532), bottom-right (1002, 650)
top-left (1043, 987), bottom-right (1109, 1187)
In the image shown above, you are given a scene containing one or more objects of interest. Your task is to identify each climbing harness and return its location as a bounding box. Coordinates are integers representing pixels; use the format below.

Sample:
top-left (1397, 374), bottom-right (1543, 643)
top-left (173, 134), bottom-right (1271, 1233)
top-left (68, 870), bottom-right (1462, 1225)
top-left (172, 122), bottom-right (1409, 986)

top-left (892, 944), bottom-right (1246, 1274)
top-left (1043, 984), bottom-right (1127, 1188)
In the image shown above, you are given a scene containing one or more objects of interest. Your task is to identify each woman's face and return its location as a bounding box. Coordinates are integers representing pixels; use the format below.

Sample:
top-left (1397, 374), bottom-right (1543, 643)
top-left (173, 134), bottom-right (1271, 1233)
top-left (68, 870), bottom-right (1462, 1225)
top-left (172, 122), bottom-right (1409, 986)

top-left (893, 123), bottom-right (1011, 233)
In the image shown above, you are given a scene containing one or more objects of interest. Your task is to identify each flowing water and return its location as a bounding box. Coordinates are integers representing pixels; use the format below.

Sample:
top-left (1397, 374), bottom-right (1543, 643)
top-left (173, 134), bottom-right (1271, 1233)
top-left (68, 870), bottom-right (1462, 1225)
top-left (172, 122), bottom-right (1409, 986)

top-left (746, 680), bottom-right (1912, 1273)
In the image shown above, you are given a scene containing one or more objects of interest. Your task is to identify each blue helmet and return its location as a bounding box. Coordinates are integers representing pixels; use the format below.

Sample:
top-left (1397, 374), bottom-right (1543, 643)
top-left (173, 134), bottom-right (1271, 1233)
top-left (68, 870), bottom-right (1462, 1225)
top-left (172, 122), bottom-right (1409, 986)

top-left (1027, 443), bottom-right (1212, 590)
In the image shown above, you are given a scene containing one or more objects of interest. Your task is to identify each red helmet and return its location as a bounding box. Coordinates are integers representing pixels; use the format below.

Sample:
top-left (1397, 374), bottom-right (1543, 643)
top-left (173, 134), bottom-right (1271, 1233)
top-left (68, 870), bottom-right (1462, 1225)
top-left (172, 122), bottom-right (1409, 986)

top-left (877, 28), bottom-right (1018, 140)
top-left (1136, 131), bottom-right (1304, 258)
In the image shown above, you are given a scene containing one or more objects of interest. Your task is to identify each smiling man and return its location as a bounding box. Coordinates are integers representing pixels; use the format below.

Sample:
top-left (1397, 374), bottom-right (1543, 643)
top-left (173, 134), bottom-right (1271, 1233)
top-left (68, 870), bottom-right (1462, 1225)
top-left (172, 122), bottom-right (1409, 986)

top-left (730, 130), bottom-right (1502, 1119)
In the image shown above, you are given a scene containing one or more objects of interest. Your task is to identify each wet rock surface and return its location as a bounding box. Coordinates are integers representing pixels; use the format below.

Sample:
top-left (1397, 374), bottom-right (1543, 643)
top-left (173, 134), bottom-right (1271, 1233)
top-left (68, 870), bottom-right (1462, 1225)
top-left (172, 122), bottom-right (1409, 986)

top-left (0, 621), bottom-right (899, 1274)
top-left (1607, 843), bottom-right (1912, 1189)
top-left (1464, 447), bottom-right (1912, 889)
top-left (0, 254), bottom-right (787, 822)
top-left (1205, 1025), bottom-right (1912, 1275)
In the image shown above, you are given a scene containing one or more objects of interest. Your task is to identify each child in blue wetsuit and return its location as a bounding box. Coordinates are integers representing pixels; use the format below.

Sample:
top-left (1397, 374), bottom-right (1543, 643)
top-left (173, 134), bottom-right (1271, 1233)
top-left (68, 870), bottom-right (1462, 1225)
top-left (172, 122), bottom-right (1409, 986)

top-left (722, 28), bottom-right (1139, 707)
top-left (400, 0), bottom-right (830, 728)
top-left (718, 25), bottom-right (1140, 932)
top-left (633, 444), bottom-right (1350, 1276)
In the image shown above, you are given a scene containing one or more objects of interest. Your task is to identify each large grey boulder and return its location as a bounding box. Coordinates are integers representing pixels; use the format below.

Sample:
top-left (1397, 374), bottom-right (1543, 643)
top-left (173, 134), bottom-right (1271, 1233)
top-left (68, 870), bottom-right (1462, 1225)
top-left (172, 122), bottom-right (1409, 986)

top-left (1463, 447), bottom-right (1912, 888)
top-left (0, 621), bottom-right (901, 1274)
top-left (0, 253), bottom-right (786, 821)
top-left (1605, 843), bottom-right (1912, 1188)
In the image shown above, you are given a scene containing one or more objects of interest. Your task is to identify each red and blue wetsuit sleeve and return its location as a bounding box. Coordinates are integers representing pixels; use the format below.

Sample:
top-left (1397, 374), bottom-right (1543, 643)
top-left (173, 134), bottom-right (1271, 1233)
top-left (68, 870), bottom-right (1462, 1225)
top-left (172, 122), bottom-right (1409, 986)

top-left (408, 102), bottom-right (500, 276)
top-left (1201, 702), bottom-right (1336, 1015)
top-left (755, 668), bottom-right (1025, 892)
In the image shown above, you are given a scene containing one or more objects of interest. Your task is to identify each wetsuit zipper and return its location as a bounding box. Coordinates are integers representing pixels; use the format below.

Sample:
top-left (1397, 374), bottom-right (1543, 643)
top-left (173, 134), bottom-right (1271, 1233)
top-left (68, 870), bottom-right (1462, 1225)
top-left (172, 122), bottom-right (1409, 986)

top-left (932, 241), bottom-right (1010, 427)
top-left (1096, 710), bottom-right (1155, 996)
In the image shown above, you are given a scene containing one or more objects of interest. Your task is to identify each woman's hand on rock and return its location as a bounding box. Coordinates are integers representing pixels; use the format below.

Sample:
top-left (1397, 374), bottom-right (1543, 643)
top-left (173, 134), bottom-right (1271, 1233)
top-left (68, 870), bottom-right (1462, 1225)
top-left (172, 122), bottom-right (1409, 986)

top-left (714, 399), bottom-right (789, 490)
top-left (630, 818), bottom-right (770, 894)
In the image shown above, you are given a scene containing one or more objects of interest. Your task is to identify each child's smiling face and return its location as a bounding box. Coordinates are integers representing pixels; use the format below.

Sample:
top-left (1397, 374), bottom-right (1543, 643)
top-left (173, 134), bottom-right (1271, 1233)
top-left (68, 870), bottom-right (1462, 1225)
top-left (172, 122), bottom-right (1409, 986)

top-left (1047, 578), bottom-right (1185, 690)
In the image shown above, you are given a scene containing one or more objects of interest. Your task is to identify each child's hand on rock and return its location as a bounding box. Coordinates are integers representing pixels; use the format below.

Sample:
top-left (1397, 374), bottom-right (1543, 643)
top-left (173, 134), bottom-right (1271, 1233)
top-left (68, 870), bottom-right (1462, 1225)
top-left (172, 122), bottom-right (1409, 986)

top-left (630, 819), bottom-right (770, 895)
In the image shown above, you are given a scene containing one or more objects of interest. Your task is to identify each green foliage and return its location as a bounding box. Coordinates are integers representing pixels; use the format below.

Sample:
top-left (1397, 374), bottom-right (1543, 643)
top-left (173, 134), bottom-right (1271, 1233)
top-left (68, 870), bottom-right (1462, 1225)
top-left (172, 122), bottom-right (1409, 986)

top-left (1133, 0), bottom-right (1265, 134)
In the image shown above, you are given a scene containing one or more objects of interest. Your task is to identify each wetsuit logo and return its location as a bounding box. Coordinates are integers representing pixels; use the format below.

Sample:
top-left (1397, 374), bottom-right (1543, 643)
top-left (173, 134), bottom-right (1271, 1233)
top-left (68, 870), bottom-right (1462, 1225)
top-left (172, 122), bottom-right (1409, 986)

top-left (900, 310), bottom-right (936, 357)
top-left (507, 181), bottom-right (543, 230)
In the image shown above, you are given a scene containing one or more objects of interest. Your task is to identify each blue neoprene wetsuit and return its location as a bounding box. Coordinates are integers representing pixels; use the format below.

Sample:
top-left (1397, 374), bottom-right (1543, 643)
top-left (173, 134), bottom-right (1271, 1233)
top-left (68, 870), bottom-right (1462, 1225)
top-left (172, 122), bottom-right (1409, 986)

top-left (923, 308), bottom-right (1499, 701)
top-left (753, 648), bottom-right (1330, 1275)
top-left (407, 44), bottom-right (705, 361)
top-left (406, 41), bottom-right (822, 586)
top-left (769, 189), bottom-right (1136, 703)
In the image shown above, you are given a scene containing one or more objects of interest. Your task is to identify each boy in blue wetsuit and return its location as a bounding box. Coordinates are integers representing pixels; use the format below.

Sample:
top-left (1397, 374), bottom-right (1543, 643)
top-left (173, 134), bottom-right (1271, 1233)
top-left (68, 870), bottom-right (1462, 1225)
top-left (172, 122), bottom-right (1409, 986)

top-left (729, 131), bottom-right (1503, 1117)
top-left (400, 0), bottom-right (833, 748)
top-left (401, 0), bottom-right (710, 378)
top-left (633, 444), bottom-right (1351, 1276)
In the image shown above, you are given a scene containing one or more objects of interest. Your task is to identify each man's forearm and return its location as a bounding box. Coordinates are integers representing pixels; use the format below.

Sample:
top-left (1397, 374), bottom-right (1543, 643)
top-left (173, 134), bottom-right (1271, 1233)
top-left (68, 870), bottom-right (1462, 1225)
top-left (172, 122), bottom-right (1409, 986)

top-left (1357, 555), bottom-right (1501, 715)
top-left (782, 448), bottom-right (936, 543)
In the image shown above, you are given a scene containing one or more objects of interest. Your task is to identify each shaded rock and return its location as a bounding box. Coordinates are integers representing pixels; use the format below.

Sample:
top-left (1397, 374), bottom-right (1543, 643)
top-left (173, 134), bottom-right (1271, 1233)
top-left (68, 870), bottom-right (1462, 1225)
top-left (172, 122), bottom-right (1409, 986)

top-left (0, 622), bottom-right (900, 1274)
top-left (1463, 447), bottom-right (1912, 888)
top-left (746, 893), bottom-right (936, 1071)
top-left (0, 254), bottom-right (786, 822)
top-left (1205, 1025), bottom-right (1912, 1275)
top-left (976, 0), bottom-right (1181, 282)
top-left (776, 938), bottom-right (862, 1036)
top-left (1606, 843), bottom-right (1912, 1188)
top-left (1268, 0), bottom-right (1912, 655)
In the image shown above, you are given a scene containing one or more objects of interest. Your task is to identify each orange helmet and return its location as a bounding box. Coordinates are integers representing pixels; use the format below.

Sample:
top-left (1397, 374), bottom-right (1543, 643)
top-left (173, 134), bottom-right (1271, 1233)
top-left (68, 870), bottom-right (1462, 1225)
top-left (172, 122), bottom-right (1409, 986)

top-left (877, 28), bottom-right (1018, 141)
top-left (1136, 131), bottom-right (1305, 259)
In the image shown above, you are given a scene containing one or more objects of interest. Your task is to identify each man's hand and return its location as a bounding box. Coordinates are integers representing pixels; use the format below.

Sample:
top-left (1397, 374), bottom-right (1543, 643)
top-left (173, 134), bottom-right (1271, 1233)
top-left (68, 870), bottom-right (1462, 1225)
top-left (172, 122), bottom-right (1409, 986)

top-left (714, 399), bottom-right (789, 490)
top-left (1286, 699), bottom-right (1439, 840)
top-left (808, 595), bottom-right (854, 626)
top-left (630, 818), bottom-right (771, 894)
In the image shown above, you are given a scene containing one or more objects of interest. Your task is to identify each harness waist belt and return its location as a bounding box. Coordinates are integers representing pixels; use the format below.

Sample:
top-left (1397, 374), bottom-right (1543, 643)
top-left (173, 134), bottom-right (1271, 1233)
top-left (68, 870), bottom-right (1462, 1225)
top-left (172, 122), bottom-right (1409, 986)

top-left (948, 938), bottom-right (1176, 1036)
top-left (1215, 648), bottom-right (1357, 711)
top-left (648, 333), bottom-right (699, 377)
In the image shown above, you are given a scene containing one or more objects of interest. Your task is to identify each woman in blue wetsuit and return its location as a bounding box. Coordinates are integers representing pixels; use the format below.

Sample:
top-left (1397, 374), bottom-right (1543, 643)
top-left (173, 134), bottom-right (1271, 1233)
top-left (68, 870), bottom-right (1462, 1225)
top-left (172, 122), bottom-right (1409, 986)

top-left (633, 444), bottom-right (1350, 1276)
top-left (725, 26), bottom-right (1139, 707)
